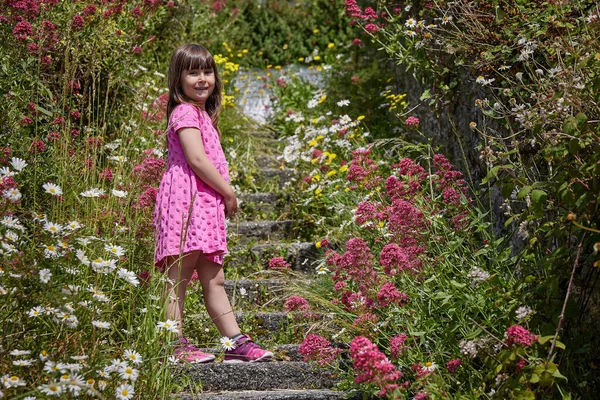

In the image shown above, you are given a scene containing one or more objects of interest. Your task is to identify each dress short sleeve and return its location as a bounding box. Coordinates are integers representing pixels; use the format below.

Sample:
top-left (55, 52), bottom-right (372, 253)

top-left (170, 103), bottom-right (200, 134)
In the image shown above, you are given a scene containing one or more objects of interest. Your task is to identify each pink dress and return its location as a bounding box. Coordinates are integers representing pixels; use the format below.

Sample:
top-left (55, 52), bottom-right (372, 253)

top-left (154, 103), bottom-right (230, 271)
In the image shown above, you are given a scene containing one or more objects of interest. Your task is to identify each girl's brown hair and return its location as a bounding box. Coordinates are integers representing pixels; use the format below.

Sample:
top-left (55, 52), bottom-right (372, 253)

top-left (167, 43), bottom-right (223, 133)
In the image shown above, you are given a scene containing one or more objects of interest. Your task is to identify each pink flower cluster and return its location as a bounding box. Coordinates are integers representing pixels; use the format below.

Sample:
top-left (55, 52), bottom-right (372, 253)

top-left (379, 243), bottom-right (423, 275)
top-left (346, 148), bottom-right (381, 188)
top-left (505, 325), bottom-right (538, 347)
top-left (284, 296), bottom-right (309, 312)
top-left (389, 334), bottom-right (408, 359)
top-left (405, 116), bottom-right (420, 126)
top-left (133, 155), bottom-right (166, 185)
top-left (298, 334), bottom-right (341, 366)
top-left (350, 336), bottom-right (403, 397)
top-left (446, 359), bottom-right (462, 373)
top-left (268, 256), bottom-right (291, 270)
top-left (329, 237), bottom-right (379, 293)
top-left (376, 282), bottom-right (409, 307)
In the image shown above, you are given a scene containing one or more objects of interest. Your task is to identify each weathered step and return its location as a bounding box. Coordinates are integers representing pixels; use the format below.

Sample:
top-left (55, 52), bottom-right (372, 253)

top-left (234, 311), bottom-right (288, 334)
top-left (198, 344), bottom-right (303, 362)
top-left (259, 168), bottom-right (296, 189)
top-left (255, 155), bottom-right (281, 169)
top-left (228, 242), bottom-right (321, 273)
top-left (238, 192), bottom-right (283, 218)
top-left (227, 220), bottom-right (298, 242)
top-left (224, 279), bottom-right (285, 307)
top-left (174, 389), bottom-right (347, 399)
top-left (176, 361), bottom-right (338, 391)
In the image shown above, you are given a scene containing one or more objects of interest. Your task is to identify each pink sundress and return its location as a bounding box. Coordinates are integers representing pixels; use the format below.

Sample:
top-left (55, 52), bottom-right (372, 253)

top-left (154, 103), bottom-right (230, 271)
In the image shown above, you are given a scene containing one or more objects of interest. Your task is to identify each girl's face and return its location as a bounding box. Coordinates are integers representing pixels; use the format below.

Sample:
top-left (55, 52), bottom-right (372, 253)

top-left (180, 67), bottom-right (215, 108)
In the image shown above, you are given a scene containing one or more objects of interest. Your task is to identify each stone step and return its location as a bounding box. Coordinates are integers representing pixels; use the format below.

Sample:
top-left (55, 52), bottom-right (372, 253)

top-left (259, 168), bottom-right (296, 189)
top-left (227, 220), bottom-right (298, 242)
top-left (174, 389), bottom-right (347, 400)
top-left (228, 242), bottom-right (321, 273)
top-left (238, 193), bottom-right (284, 218)
top-left (175, 361), bottom-right (338, 392)
top-left (198, 344), bottom-right (302, 362)
top-left (224, 279), bottom-right (285, 307)
top-left (255, 155), bottom-right (281, 169)
top-left (234, 311), bottom-right (288, 334)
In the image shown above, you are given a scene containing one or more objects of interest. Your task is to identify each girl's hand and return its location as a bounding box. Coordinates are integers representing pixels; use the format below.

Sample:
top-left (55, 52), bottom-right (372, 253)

top-left (224, 195), bottom-right (238, 218)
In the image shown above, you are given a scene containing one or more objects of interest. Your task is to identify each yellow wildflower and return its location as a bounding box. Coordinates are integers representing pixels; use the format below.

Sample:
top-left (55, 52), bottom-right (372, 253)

top-left (328, 43), bottom-right (335, 48)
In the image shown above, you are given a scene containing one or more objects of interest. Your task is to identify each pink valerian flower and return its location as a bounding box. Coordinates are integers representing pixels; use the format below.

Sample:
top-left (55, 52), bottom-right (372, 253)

top-left (505, 325), bottom-right (538, 347)
top-left (389, 334), bottom-right (408, 358)
top-left (386, 200), bottom-right (426, 245)
top-left (29, 139), bottom-right (46, 153)
top-left (299, 334), bottom-right (341, 366)
top-left (385, 175), bottom-right (423, 202)
top-left (355, 200), bottom-right (379, 226)
top-left (312, 149), bottom-right (323, 159)
top-left (414, 392), bottom-right (429, 400)
top-left (51, 116), bottom-right (64, 126)
top-left (446, 359), bottom-right (462, 373)
top-left (268, 256), bottom-right (291, 270)
top-left (377, 282), bottom-right (409, 307)
top-left (133, 186), bottom-right (158, 209)
top-left (133, 155), bottom-right (166, 185)
top-left (284, 296), bottom-right (309, 311)
top-left (87, 136), bottom-right (103, 148)
top-left (12, 21), bottom-right (33, 40)
top-left (394, 158), bottom-right (427, 178)
top-left (405, 116), bottom-right (420, 126)
top-left (361, 7), bottom-right (378, 20)
top-left (350, 336), bottom-right (403, 397)
top-left (132, 45), bottom-right (142, 54)
top-left (71, 14), bottom-right (84, 31)
top-left (19, 116), bottom-right (33, 125)
top-left (331, 237), bottom-right (379, 293)
top-left (47, 131), bottom-right (60, 141)
top-left (346, 164), bottom-right (368, 183)
top-left (83, 5), bottom-right (97, 16)
top-left (352, 38), bottom-right (363, 47)
top-left (99, 168), bottom-right (114, 181)
top-left (344, 0), bottom-right (362, 18)
top-left (153, 93), bottom-right (169, 111)
top-left (515, 358), bottom-right (527, 373)
top-left (341, 291), bottom-right (374, 313)
top-left (379, 243), bottom-right (424, 275)
top-left (364, 23), bottom-right (379, 33)
top-left (131, 7), bottom-right (144, 18)
top-left (351, 75), bottom-right (361, 84)
top-left (443, 187), bottom-right (462, 206)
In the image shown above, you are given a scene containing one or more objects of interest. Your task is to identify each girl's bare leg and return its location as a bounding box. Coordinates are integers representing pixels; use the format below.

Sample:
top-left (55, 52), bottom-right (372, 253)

top-left (194, 254), bottom-right (240, 338)
top-left (164, 251), bottom-right (199, 336)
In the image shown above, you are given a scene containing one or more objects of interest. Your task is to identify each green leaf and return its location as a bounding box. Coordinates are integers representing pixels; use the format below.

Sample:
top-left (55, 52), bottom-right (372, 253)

top-left (517, 185), bottom-right (533, 199)
top-left (450, 279), bottom-right (466, 288)
top-left (420, 89), bottom-right (431, 101)
top-left (538, 335), bottom-right (554, 345)
top-left (531, 189), bottom-right (547, 205)
top-left (530, 373), bottom-right (540, 383)
top-left (555, 340), bottom-right (566, 350)
top-left (553, 369), bottom-right (568, 380)
top-left (408, 329), bottom-right (426, 336)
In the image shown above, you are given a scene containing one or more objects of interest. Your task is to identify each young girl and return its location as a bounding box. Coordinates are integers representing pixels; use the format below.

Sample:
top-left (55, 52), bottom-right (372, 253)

top-left (154, 43), bottom-right (273, 364)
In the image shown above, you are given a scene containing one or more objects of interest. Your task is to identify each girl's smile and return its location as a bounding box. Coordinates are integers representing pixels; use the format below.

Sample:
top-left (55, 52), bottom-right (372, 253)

top-left (180, 68), bottom-right (215, 108)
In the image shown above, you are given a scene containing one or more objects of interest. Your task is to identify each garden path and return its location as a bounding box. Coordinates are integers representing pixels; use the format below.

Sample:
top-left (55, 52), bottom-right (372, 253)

top-left (173, 131), bottom-right (346, 399)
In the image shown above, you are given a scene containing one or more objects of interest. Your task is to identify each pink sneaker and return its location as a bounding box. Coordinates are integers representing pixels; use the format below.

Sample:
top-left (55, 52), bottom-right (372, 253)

top-left (174, 337), bottom-right (215, 364)
top-left (223, 334), bottom-right (273, 363)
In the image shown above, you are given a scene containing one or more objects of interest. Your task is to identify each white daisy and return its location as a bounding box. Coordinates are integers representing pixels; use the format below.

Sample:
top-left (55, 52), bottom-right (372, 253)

top-left (112, 189), bottom-right (128, 198)
top-left (4, 230), bottom-right (18, 242)
top-left (43, 222), bottom-right (63, 234)
top-left (118, 268), bottom-right (139, 287)
top-left (42, 183), bottom-right (63, 196)
top-left (156, 320), bottom-right (179, 333)
top-left (123, 350), bottom-right (143, 365)
top-left (28, 306), bottom-right (44, 317)
top-left (105, 243), bottom-right (125, 257)
top-left (115, 383), bottom-right (134, 400)
top-left (12, 359), bottom-right (34, 367)
top-left (39, 269), bottom-right (52, 284)
top-left (9, 349), bottom-right (31, 356)
top-left (1, 374), bottom-right (26, 388)
top-left (80, 188), bottom-right (106, 198)
top-left (220, 336), bottom-right (237, 350)
top-left (405, 18), bottom-right (417, 28)
top-left (3, 188), bottom-right (22, 202)
top-left (39, 382), bottom-right (63, 396)
top-left (10, 158), bottom-right (28, 172)
top-left (92, 320), bottom-right (111, 329)
top-left (422, 361), bottom-right (437, 372)
top-left (66, 221), bottom-right (82, 230)
top-left (336, 99), bottom-right (350, 107)
top-left (118, 365), bottom-right (139, 382)
top-left (0, 166), bottom-right (15, 178)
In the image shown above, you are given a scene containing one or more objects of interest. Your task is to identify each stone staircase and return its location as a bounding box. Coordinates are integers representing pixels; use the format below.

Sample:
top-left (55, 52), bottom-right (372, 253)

top-left (172, 132), bottom-right (348, 400)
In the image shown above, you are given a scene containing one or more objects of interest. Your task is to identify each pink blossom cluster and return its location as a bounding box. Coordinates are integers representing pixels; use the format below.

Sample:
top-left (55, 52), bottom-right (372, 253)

top-left (298, 334), bottom-right (341, 366)
top-left (328, 237), bottom-right (379, 293)
top-left (284, 296), bottom-right (309, 312)
top-left (405, 116), bottom-right (420, 126)
top-left (352, 313), bottom-right (379, 338)
top-left (346, 148), bottom-right (381, 188)
top-left (376, 282), bottom-right (409, 307)
top-left (386, 199), bottom-right (426, 245)
top-left (339, 291), bottom-right (373, 313)
top-left (505, 325), bottom-right (538, 347)
top-left (350, 336), bottom-right (403, 397)
top-left (355, 200), bottom-right (379, 226)
top-left (268, 256), bottom-right (291, 270)
top-left (379, 243), bottom-right (423, 275)
top-left (133, 186), bottom-right (158, 210)
top-left (446, 359), bottom-right (462, 373)
top-left (389, 333), bottom-right (408, 359)
top-left (133, 155), bottom-right (166, 185)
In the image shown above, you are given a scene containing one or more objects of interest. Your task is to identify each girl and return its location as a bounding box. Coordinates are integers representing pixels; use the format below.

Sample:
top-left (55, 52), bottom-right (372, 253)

top-left (154, 43), bottom-right (273, 363)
